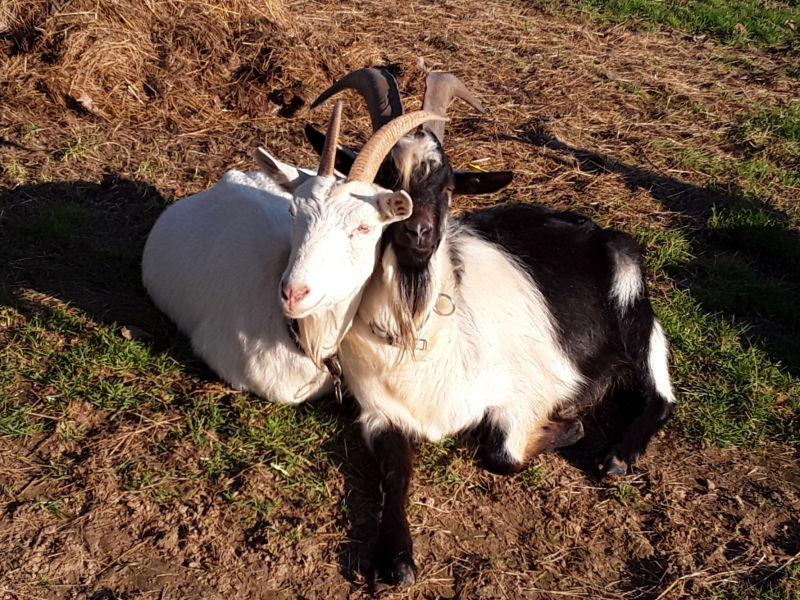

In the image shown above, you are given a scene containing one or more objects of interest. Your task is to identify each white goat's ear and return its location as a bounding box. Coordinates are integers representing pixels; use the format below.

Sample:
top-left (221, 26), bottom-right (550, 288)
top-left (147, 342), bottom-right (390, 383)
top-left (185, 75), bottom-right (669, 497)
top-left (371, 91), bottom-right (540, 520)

top-left (377, 190), bottom-right (413, 223)
top-left (254, 148), bottom-right (309, 193)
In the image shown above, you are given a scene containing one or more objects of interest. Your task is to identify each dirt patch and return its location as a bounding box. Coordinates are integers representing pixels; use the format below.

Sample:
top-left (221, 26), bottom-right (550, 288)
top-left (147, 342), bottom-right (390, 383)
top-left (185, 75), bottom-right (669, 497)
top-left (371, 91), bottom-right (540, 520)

top-left (1, 0), bottom-right (799, 598)
top-left (2, 427), bottom-right (799, 599)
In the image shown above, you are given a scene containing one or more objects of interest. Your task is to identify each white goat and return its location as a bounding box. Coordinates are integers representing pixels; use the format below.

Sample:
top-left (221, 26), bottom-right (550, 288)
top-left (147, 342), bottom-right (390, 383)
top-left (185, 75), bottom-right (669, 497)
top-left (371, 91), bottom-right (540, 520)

top-left (142, 103), bottom-right (444, 404)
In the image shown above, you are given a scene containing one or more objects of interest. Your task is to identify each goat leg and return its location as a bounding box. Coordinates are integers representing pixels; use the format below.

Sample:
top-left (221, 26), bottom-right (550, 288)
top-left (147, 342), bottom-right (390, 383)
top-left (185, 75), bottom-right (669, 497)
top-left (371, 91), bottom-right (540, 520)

top-left (602, 387), bottom-right (675, 475)
top-left (370, 428), bottom-right (416, 586)
top-left (477, 413), bottom-right (584, 475)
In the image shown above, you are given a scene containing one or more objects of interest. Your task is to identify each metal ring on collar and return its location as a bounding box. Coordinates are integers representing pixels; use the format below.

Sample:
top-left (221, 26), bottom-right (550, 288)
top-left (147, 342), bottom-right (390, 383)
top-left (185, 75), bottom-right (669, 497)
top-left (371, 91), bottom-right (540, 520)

top-left (433, 293), bottom-right (456, 317)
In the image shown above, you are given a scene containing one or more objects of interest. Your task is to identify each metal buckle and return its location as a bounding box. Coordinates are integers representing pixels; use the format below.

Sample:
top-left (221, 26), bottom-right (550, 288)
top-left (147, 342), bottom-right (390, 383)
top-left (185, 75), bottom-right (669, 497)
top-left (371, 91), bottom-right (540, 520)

top-left (323, 354), bottom-right (344, 403)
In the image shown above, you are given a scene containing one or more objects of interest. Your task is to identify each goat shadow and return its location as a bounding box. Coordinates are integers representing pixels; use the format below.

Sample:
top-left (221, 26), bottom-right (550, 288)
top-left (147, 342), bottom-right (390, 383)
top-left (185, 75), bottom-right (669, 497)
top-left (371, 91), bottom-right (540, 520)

top-left (0, 175), bottom-right (384, 587)
top-left (1, 175), bottom-right (171, 335)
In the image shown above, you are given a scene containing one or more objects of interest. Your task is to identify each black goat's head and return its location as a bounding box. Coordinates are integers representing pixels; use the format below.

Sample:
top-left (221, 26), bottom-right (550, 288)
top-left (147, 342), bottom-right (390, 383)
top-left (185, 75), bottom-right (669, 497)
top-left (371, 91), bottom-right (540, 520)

top-left (306, 68), bottom-right (513, 269)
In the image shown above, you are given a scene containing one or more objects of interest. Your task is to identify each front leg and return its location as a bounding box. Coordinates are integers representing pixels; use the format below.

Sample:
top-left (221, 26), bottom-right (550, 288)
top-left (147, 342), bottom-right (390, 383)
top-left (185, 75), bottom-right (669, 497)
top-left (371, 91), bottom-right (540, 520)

top-left (369, 428), bottom-right (416, 586)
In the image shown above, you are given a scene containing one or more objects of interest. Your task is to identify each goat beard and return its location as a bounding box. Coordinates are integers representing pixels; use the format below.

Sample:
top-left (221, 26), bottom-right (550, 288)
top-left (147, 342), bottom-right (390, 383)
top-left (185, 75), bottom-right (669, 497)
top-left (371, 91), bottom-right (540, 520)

top-left (393, 265), bottom-right (433, 353)
top-left (298, 308), bottom-right (344, 368)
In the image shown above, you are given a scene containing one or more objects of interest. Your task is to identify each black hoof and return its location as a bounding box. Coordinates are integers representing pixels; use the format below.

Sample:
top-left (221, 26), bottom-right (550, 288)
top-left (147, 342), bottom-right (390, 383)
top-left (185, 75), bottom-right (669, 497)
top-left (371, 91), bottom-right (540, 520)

top-left (558, 419), bottom-right (585, 448)
top-left (478, 446), bottom-right (523, 476)
top-left (371, 552), bottom-right (417, 586)
top-left (601, 452), bottom-right (629, 476)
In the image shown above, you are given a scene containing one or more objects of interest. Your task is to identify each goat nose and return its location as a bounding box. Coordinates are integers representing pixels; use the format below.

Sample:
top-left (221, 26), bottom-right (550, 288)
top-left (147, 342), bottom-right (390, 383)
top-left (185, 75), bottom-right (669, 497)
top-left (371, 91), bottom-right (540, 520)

top-left (282, 284), bottom-right (310, 310)
top-left (405, 220), bottom-right (433, 240)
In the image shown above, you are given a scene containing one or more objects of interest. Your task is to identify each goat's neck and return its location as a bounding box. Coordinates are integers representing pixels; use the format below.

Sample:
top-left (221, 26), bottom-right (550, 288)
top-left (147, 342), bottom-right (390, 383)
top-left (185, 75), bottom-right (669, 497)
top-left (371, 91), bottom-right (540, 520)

top-left (297, 291), bottom-right (362, 366)
top-left (358, 237), bottom-right (456, 351)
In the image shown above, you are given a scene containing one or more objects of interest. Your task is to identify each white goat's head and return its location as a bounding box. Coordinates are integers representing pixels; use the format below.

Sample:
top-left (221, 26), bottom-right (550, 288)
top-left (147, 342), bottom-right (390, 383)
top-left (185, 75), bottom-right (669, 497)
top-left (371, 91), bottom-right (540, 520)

top-left (255, 102), bottom-right (446, 320)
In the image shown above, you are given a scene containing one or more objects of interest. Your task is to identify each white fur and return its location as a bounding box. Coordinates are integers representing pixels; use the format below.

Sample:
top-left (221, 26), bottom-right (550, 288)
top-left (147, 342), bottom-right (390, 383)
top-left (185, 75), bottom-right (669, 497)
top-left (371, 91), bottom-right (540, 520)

top-left (341, 227), bottom-right (585, 462)
top-left (648, 321), bottom-right (676, 404)
top-left (610, 248), bottom-right (644, 310)
top-left (391, 135), bottom-right (442, 189)
top-left (142, 153), bottom-right (411, 404)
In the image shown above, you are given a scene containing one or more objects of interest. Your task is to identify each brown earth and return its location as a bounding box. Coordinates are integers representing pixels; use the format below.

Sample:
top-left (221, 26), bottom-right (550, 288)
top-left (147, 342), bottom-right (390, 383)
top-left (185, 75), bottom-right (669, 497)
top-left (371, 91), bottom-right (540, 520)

top-left (1, 0), bottom-right (799, 598)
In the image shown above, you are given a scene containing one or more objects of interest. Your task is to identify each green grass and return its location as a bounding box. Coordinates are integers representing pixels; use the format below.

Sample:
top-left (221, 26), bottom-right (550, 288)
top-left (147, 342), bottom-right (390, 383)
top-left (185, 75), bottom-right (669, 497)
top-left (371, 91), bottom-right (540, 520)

top-left (630, 190), bottom-right (800, 448)
top-left (712, 563), bottom-right (800, 599)
top-left (734, 102), bottom-right (800, 167)
top-left (656, 289), bottom-right (799, 447)
top-left (610, 483), bottom-right (638, 505)
top-left (547, 0), bottom-right (800, 48)
top-left (28, 201), bottom-right (91, 241)
top-left (636, 228), bottom-right (694, 271)
top-left (652, 137), bottom-right (800, 197)
top-left (58, 134), bottom-right (101, 162)
top-left (0, 288), bottom-right (350, 511)
top-left (3, 159), bottom-right (29, 184)
top-left (740, 102), bottom-right (800, 142)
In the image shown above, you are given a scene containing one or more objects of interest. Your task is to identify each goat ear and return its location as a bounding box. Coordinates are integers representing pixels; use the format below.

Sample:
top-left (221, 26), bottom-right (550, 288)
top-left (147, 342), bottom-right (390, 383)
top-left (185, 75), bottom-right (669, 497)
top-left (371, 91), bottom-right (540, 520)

top-left (453, 170), bottom-right (514, 195)
top-left (304, 124), bottom-right (357, 175)
top-left (377, 190), bottom-right (413, 223)
top-left (254, 148), bottom-right (310, 193)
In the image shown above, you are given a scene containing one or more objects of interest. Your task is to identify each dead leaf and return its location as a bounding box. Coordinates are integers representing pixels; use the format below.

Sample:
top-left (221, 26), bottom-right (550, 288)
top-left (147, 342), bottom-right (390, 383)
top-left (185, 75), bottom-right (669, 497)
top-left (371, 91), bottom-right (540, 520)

top-left (75, 92), bottom-right (109, 118)
top-left (786, 19), bottom-right (796, 31)
top-left (734, 22), bottom-right (748, 34)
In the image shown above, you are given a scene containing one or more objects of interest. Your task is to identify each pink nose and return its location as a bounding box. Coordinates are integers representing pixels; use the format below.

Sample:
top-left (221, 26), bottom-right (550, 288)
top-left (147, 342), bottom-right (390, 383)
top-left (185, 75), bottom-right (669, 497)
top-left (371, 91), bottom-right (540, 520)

top-left (282, 284), bottom-right (310, 312)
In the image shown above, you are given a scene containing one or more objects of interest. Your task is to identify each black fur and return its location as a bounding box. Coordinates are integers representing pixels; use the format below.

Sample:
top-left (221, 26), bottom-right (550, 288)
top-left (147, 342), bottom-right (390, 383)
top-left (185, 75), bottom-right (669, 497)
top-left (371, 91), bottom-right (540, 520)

top-left (370, 429), bottom-right (416, 586)
top-left (460, 202), bottom-right (674, 470)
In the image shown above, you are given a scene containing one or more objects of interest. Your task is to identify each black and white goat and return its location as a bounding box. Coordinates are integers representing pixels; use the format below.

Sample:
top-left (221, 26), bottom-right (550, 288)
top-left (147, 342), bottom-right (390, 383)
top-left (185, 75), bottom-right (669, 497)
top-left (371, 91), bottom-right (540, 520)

top-left (310, 70), bottom-right (676, 586)
top-left (142, 103), bottom-right (446, 404)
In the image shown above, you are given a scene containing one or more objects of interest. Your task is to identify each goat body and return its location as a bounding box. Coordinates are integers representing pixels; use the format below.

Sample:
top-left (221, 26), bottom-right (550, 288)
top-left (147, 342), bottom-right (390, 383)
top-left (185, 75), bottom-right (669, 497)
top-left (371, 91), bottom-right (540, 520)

top-left (347, 202), bottom-right (675, 461)
top-left (340, 202), bottom-right (675, 583)
top-left (143, 169), bottom-right (336, 403)
top-left (344, 225), bottom-right (584, 456)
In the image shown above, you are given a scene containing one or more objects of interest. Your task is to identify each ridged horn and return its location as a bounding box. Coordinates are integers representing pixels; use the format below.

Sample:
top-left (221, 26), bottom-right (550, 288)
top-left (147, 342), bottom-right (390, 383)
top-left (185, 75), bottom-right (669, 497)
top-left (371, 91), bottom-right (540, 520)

top-left (422, 72), bottom-right (485, 143)
top-left (347, 111), bottom-right (447, 184)
top-left (317, 100), bottom-right (343, 177)
top-left (311, 67), bottom-right (403, 132)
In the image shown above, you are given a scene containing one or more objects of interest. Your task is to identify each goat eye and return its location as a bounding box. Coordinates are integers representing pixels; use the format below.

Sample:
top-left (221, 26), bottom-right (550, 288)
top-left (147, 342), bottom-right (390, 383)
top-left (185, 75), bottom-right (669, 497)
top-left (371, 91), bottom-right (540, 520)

top-left (348, 224), bottom-right (371, 239)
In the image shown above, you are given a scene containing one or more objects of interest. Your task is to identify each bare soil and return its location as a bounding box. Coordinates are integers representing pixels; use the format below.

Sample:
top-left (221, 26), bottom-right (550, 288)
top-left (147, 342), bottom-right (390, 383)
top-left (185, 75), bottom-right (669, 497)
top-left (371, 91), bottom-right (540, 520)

top-left (1, 0), bottom-right (799, 598)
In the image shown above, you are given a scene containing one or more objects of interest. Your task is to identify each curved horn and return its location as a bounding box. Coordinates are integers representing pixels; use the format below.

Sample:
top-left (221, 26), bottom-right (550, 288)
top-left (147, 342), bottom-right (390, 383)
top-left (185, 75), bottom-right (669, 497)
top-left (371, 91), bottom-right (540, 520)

top-left (311, 68), bottom-right (403, 132)
top-left (347, 111), bottom-right (447, 184)
top-left (317, 100), bottom-right (343, 177)
top-left (422, 72), bottom-right (485, 143)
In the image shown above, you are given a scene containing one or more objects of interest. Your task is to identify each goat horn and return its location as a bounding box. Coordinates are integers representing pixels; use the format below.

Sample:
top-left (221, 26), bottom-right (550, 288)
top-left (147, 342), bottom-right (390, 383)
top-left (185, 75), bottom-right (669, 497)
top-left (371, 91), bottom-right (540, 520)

top-left (311, 68), bottom-right (403, 132)
top-left (317, 100), bottom-right (343, 177)
top-left (422, 72), bottom-right (485, 144)
top-left (347, 111), bottom-right (447, 184)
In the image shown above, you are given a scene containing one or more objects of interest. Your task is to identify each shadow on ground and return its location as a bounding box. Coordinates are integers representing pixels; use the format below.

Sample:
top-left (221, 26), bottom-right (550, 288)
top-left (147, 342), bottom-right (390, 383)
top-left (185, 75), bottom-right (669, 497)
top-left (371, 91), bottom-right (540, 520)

top-left (1, 176), bottom-right (169, 330)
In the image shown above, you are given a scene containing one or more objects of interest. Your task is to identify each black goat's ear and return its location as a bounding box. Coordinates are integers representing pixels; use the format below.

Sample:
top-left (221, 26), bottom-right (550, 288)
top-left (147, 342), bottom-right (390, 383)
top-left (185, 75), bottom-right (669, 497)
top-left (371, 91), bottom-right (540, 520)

top-left (304, 124), bottom-right (357, 176)
top-left (453, 170), bottom-right (514, 195)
